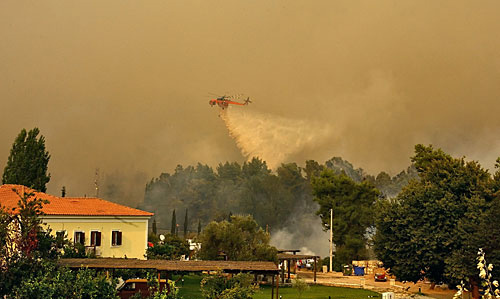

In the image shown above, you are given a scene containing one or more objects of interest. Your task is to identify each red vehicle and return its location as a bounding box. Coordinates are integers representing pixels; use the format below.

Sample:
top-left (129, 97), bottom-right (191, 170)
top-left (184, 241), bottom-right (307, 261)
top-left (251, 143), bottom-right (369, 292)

top-left (117, 279), bottom-right (167, 299)
top-left (374, 272), bottom-right (388, 282)
top-left (208, 95), bottom-right (251, 110)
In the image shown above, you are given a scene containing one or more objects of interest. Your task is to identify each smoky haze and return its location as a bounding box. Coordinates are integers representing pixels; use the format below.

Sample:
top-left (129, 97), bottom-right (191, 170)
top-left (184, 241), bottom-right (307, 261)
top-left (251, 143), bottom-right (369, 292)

top-left (1, 1), bottom-right (500, 206)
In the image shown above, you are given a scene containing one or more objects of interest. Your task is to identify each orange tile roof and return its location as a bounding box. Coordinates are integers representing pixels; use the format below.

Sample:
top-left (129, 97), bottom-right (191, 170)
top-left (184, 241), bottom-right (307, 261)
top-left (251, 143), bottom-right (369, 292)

top-left (0, 184), bottom-right (153, 217)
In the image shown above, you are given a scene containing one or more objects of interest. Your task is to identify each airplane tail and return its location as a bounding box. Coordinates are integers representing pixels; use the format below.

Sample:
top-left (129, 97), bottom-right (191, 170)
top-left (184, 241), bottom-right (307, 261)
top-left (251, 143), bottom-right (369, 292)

top-left (244, 97), bottom-right (252, 105)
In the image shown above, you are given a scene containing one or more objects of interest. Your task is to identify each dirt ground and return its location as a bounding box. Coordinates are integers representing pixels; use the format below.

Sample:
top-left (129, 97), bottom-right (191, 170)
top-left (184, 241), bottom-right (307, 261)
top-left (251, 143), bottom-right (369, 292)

top-left (294, 270), bottom-right (456, 299)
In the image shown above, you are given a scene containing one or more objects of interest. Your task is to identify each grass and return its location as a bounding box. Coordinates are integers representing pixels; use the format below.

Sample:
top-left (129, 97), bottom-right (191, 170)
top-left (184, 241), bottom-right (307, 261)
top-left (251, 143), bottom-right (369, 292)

top-left (174, 275), bottom-right (381, 299)
top-left (253, 284), bottom-right (381, 299)
top-left (175, 275), bottom-right (204, 299)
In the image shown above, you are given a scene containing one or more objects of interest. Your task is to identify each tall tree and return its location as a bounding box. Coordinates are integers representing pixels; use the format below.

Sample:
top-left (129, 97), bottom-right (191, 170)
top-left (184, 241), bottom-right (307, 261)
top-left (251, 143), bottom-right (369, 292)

top-left (183, 209), bottom-right (188, 237)
top-left (152, 218), bottom-right (157, 235)
top-left (374, 145), bottom-right (498, 296)
top-left (311, 168), bottom-right (379, 268)
top-left (197, 220), bottom-right (202, 235)
top-left (2, 128), bottom-right (51, 192)
top-left (304, 160), bottom-right (324, 182)
top-left (171, 209), bottom-right (176, 235)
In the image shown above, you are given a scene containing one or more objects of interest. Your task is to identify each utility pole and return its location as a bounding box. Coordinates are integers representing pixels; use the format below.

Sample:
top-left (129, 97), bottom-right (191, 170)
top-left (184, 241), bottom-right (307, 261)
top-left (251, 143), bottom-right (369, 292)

top-left (330, 208), bottom-right (333, 272)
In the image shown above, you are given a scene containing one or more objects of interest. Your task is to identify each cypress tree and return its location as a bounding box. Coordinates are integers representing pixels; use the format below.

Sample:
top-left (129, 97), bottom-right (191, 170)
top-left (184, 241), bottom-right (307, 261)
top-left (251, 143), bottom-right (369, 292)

top-left (171, 209), bottom-right (176, 235)
top-left (183, 209), bottom-right (188, 237)
top-left (2, 128), bottom-right (51, 192)
top-left (197, 219), bottom-right (202, 235)
top-left (152, 218), bottom-right (157, 235)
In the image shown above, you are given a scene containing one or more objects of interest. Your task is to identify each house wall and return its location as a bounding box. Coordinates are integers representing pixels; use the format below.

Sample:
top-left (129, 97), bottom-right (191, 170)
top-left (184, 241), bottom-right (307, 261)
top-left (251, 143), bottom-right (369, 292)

top-left (41, 216), bottom-right (150, 260)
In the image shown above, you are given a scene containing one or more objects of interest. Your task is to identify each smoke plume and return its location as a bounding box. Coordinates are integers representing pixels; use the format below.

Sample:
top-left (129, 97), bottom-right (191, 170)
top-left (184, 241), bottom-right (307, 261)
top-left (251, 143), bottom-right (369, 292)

top-left (270, 204), bottom-right (329, 257)
top-left (2, 0), bottom-right (500, 201)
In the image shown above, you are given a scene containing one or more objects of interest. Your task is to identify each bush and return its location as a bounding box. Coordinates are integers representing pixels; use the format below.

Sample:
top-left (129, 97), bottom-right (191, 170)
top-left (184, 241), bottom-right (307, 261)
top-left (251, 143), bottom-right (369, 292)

top-left (200, 273), bottom-right (255, 299)
top-left (146, 234), bottom-right (190, 260)
top-left (292, 278), bottom-right (309, 299)
top-left (11, 261), bottom-right (117, 299)
top-left (145, 272), bottom-right (182, 299)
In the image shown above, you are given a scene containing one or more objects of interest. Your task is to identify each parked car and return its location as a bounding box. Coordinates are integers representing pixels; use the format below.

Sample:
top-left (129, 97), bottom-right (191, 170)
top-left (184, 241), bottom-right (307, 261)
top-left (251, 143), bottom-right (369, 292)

top-left (117, 279), bottom-right (167, 299)
top-left (374, 272), bottom-right (388, 282)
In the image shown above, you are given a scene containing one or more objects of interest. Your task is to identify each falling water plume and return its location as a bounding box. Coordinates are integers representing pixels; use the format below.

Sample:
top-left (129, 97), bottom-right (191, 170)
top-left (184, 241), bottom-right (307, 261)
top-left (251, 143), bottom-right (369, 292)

top-left (219, 108), bottom-right (332, 169)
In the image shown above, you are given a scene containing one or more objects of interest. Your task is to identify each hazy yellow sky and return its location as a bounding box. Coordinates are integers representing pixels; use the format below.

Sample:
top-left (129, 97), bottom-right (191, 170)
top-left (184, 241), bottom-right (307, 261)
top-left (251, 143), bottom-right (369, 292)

top-left (1, 1), bottom-right (500, 202)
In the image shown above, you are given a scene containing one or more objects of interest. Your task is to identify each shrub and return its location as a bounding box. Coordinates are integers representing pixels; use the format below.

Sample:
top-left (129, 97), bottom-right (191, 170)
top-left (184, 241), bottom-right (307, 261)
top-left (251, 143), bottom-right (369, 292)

top-left (200, 273), bottom-right (255, 299)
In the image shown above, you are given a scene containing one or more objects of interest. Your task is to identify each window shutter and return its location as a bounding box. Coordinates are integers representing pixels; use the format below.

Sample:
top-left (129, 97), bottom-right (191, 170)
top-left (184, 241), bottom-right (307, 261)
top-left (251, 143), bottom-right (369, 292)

top-left (91, 232), bottom-right (95, 246)
top-left (81, 232), bottom-right (85, 245)
top-left (117, 231), bottom-right (122, 245)
top-left (96, 232), bottom-right (101, 246)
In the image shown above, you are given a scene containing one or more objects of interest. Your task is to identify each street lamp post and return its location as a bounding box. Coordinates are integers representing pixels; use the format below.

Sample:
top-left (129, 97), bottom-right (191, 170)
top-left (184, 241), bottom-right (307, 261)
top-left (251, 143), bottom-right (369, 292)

top-left (330, 208), bottom-right (333, 272)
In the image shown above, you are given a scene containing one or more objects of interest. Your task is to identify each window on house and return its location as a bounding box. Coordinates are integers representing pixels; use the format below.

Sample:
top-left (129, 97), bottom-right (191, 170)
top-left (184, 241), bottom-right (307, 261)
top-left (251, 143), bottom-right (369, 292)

top-left (74, 231), bottom-right (85, 245)
top-left (112, 230), bottom-right (122, 246)
top-left (90, 231), bottom-right (101, 247)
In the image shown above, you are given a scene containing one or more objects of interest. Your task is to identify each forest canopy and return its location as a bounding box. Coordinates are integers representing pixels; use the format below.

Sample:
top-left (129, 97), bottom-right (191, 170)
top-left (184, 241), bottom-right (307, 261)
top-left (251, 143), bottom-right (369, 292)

top-left (139, 156), bottom-right (417, 236)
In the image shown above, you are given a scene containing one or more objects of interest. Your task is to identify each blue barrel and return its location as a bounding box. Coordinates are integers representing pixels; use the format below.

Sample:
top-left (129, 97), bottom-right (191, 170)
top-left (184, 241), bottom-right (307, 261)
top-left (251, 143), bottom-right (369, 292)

top-left (353, 266), bottom-right (365, 276)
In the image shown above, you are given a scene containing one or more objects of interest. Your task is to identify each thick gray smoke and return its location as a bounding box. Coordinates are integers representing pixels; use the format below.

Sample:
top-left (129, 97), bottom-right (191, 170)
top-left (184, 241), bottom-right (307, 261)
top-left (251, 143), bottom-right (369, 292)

top-left (270, 204), bottom-right (329, 257)
top-left (1, 0), bottom-right (500, 204)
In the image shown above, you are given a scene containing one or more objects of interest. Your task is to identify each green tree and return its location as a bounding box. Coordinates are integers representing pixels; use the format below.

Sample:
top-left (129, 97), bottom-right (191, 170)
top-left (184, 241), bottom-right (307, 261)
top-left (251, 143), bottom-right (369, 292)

top-left (198, 215), bottom-right (277, 262)
top-left (152, 218), bottom-right (157, 235)
top-left (312, 169), bottom-right (379, 267)
top-left (304, 160), bottom-right (324, 181)
top-left (374, 145), bottom-right (497, 293)
top-left (2, 128), bottom-right (51, 192)
top-left (197, 219), bottom-right (202, 235)
top-left (324, 157), bottom-right (365, 182)
top-left (241, 157), bottom-right (271, 178)
top-left (171, 209), bottom-right (176, 235)
top-left (216, 161), bottom-right (242, 181)
top-left (183, 209), bottom-right (188, 237)
top-left (240, 173), bottom-right (293, 230)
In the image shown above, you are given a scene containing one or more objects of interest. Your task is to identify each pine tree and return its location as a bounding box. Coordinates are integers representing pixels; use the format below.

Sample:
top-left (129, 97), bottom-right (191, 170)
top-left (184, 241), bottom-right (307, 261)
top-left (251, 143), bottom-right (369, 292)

top-left (171, 209), bottom-right (176, 235)
top-left (197, 220), bottom-right (202, 235)
top-left (183, 209), bottom-right (188, 238)
top-left (2, 128), bottom-right (51, 192)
